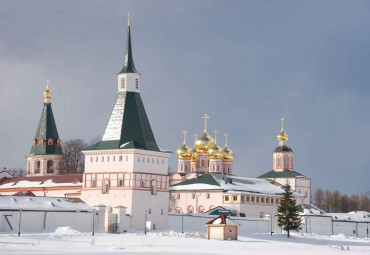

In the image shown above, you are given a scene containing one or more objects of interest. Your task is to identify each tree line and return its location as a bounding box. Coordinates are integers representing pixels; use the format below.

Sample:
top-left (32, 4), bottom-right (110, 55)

top-left (313, 188), bottom-right (370, 213)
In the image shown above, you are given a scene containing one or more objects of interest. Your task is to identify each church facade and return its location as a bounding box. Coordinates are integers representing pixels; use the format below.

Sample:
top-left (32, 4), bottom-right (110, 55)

top-left (169, 117), bottom-right (310, 217)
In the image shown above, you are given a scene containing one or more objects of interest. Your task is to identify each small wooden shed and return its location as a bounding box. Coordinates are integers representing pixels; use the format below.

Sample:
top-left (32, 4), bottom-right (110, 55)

top-left (205, 214), bottom-right (238, 240)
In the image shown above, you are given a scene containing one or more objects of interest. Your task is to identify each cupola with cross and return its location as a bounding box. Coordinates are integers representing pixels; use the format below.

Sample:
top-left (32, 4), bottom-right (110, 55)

top-left (273, 117), bottom-right (293, 171)
top-left (27, 81), bottom-right (62, 176)
top-left (176, 130), bottom-right (192, 173)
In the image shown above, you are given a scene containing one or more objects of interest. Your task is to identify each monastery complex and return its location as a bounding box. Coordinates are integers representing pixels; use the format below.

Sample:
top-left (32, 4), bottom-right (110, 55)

top-left (0, 17), bottom-right (312, 231)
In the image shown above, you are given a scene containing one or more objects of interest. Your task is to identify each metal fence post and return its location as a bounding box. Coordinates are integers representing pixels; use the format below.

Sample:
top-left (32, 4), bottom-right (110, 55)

top-left (18, 209), bottom-right (22, 237)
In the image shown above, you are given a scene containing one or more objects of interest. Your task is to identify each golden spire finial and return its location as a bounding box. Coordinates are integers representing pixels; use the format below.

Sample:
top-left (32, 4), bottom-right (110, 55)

top-left (202, 113), bottom-right (210, 132)
top-left (224, 132), bottom-right (229, 147)
top-left (44, 80), bottom-right (52, 99)
top-left (182, 130), bottom-right (188, 144)
top-left (213, 129), bottom-right (219, 143)
top-left (280, 117), bottom-right (285, 131)
top-left (127, 12), bottom-right (130, 26)
top-left (193, 133), bottom-right (198, 141)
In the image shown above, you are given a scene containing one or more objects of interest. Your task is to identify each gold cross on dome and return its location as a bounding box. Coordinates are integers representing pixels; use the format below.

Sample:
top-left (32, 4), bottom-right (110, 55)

top-left (224, 132), bottom-right (229, 147)
top-left (182, 130), bottom-right (188, 144)
top-left (281, 117), bottom-right (285, 130)
top-left (193, 133), bottom-right (198, 141)
top-left (202, 113), bottom-right (210, 131)
top-left (127, 12), bottom-right (130, 26)
top-left (213, 129), bottom-right (219, 142)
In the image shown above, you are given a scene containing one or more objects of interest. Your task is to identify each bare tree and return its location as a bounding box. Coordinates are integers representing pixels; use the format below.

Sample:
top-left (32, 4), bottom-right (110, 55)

top-left (360, 194), bottom-right (370, 212)
top-left (169, 194), bottom-right (178, 212)
top-left (339, 194), bottom-right (350, 213)
top-left (323, 190), bottom-right (332, 212)
top-left (1, 167), bottom-right (26, 178)
top-left (60, 139), bottom-right (87, 174)
top-left (332, 190), bottom-right (341, 213)
top-left (349, 194), bottom-right (360, 212)
top-left (313, 188), bottom-right (325, 209)
top-left (88, 135), bottom-right (102, 146)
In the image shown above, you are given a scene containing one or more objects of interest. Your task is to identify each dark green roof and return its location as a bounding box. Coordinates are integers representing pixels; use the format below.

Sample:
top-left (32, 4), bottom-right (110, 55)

top-left (84, 92), bottom-right (160, 152)
top-left (171, 174), bottom-right (221, 187)
top-left (30, 103), bottom-right (62, 155)
top-left (258, 169), bottom-right (305, 179)
top-left (119, 25), bottom-right (139, 74)
top-left (274, 145), bottom-right (293, 152)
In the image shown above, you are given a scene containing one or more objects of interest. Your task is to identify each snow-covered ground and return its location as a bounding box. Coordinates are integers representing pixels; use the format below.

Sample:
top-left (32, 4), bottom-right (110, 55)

top-left (0, 227), bottom-right (369, 254)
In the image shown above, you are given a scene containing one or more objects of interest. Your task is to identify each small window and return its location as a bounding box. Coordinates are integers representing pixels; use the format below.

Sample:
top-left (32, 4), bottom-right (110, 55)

top-left (147, 157), bottom-right (150, 163)
top-left (32, 139), bottom-right (37, 146)
top-left (233, 195), bottom-right (238, 201)
top-left (251, 196), bottom-right (255, 203)
top-left (126, 155), bottom-right (128, 162)
top-left (241, 195), bottom-right (245, 203)
top-left (256, 197), bottom-right (260, 203)
top-left (141, 181), bottom-right (146, 188)
top-left (162, 159), bottom-right (164, 164)
top-left (101, 156), bottom-right (104, 162)
top-left (138, 157), bottom-right (140, 162)
top-left (275, 198), bottom-right (279, 204)
top-left (151, 180), bottom-right (157, 195)
top-left (113, 156), bottom-right (115, 162)
top-left (118, 179), bottom-right (123, 187)
top-left (96, 156), bottom-right (98, 162)
top-left (90, 157), bottom-right (93, 163)
top-left (148, 208), bottom-right (151, 214)
top-left (152, 158), bottom-right (154, 163)
top-left (246, 196), bottom-right (250, 202)
top-left (119, 156), bottom-right (123, 162)
top-left (121, 78), bottom-right (125, 89)
top-left (91, 179), bottom-right (96, 187)
top-left (38, 138), bottom-right (44, 146)
top-left (177, 193), bottom-right (180, 199)
top-left (161, 209), bottom-right (164, 215)
top-left (56, 139), bottom-right (61, 146)
top-left (102, 179), bottom-right (109, 194)
top-left (261, 197), bottom-right (265, 203)
top-left (192, 193), bottom-right (195, 199)
top-left (224, 196), bottom-right (229, 202)
top-left (135, 79), bottom-right (138, 89)
top-left (107, 156), bottom-right (110, 162)
top-left (206, 193), bottom-right (210, 199)
top-left (47, 138), bottom-right (53, 146)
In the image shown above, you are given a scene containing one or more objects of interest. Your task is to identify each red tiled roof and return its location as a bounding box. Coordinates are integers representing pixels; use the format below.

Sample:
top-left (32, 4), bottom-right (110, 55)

top-left (205, 214), bottom-right (229, 225)
top-left (0, 174), bottom-right (83, 185)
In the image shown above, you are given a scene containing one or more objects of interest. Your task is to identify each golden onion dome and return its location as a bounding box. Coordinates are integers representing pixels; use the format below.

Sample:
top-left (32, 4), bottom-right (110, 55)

top-left (176, 130), bottom-right (193, 159)
top-left (222, 146), bottom-right (234, 161)
top-left (176, 144), bottom-right (193, 159)
top-left (195, 131), bottom-right (215, 153)
top-left (44, 80), bottom-right (52, 99)
top-left (208, 143), bottom-right (223, 159)
top-left (276, 117), bottom-right (288, 141)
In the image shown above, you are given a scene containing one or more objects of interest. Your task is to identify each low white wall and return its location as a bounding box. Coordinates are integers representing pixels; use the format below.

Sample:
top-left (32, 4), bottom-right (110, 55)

top-left (168, 213), bottom-right (269, 234)
top-left (0, 211), bottom-right (95, 233)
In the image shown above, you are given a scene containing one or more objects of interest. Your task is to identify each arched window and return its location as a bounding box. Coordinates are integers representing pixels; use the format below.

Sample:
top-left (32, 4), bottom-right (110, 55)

top-left (35, 161), bottom-right (41, 174)
top-left (121, 78), bottom-right (125, 89)
top-left (47, 160), bottom-right (54, 173)
top-left (175, 206), bottom-right (182, 213)
top-left (47, 138), bottom-right (53, 146)
top-left (151, 180), bottom-right (157, 195)
top-left (96, 156), bottom-right (98, 162)
top-left (119, 156), bottom-right (123, 162)
top-left (90, 157), bottom-right (93, 163)
top-left (102, 179), bottom-right (109, 194)
top-left (32, 139), bottom-right (37, 146)
top-left (277, 156), bottom-right (281, 168)
top-left (290, 157), bottom-right (293, 169)
top-left (38, 138), bottom-right (44, 146)
top-left (284, 155), bottom-right (289, 169)
top-left (101, 156), bottom-right (104, 162)
top-left (56, 139), bottom-right (61, 147)
top-left (217, 165), bottom-right (219, 171)
top-left (187, 205), bottom-right (194, 214)
top-left (107, 156), bottom-right (110, 162)
top-left (198, 205), bottom-right (205, 213)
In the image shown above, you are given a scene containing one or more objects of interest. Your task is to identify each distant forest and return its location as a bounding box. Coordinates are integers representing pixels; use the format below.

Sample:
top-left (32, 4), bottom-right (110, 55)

top-left (313, 188), bottom-right (370, 213)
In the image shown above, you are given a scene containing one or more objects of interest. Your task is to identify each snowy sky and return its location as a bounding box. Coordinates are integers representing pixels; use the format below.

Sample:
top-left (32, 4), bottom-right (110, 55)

top-left (0, 0), bottom-right (369, 195)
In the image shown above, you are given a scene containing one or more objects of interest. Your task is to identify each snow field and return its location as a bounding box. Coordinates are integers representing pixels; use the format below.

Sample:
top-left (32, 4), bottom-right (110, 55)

top-left (0, 227), bottom-right (370, 254)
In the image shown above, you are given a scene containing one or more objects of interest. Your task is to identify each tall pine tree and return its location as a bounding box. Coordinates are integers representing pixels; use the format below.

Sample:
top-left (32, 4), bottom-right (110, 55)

top-left (277, 181), bottom-right (302, 237)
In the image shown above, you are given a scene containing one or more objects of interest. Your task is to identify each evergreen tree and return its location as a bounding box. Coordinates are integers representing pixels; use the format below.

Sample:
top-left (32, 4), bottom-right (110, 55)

top-left (277, 181), bottom-right (302, 237)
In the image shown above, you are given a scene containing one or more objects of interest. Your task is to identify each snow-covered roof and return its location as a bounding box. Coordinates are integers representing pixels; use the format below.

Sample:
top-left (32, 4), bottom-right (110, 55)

top-left (0, 175), bottom-right (82, 189)
top-left (327, 211), bottom-right (370, 222)
top-left (0, 196), bottom-right (94, 212)
top-left (171, 173), bottom-right (303, 197)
